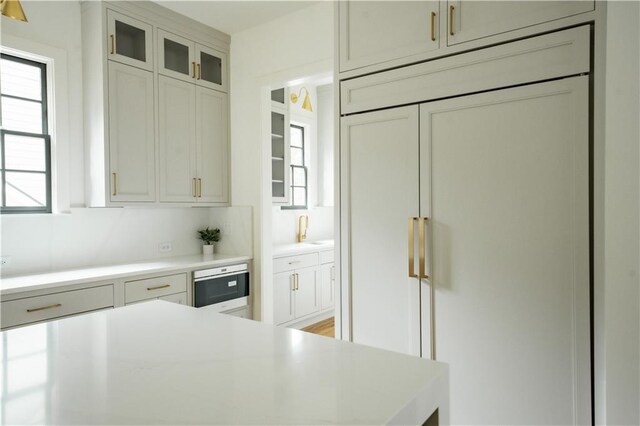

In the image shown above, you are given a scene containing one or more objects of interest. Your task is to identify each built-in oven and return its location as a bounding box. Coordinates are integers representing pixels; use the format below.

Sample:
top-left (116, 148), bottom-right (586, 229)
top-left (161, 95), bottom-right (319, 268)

top-left (193, 263), bottom-right (249, 312)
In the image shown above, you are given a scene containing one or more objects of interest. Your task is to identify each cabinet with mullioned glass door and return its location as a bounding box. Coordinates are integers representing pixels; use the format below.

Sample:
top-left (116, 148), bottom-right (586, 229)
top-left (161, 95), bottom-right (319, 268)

top-left (271, 88), bottom-right (291, 204)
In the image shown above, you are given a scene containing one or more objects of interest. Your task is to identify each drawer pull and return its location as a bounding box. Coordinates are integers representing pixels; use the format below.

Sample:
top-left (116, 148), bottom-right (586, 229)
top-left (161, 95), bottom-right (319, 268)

top-left (288, 261), bottom-right (301, 265)
top-left (27, 303), bottom-right (62, 313)
top-left (147, 284), bottom-right (171, 291)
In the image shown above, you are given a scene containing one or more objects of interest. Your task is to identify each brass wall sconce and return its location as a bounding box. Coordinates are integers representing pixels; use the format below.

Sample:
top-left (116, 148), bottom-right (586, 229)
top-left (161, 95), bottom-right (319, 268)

top-left (1, 0), bottom-right (28, 22)
top-left (290, 87), bottom-right (312, 112)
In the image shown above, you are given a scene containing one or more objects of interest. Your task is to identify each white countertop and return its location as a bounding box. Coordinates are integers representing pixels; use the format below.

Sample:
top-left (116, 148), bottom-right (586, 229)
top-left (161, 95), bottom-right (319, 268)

top-left (0, 254), bottom-right (251, 296)
top-left (273, 239), bottom-right (334, 258)
top-left (0, 301), bottom-right (448, 425)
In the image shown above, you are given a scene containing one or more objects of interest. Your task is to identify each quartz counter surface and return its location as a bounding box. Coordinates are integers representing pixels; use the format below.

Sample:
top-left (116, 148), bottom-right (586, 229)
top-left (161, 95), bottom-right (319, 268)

top-left (0, 254), bottom-right (251, 296)
top-left (0, 301), bottom-right (448, 425)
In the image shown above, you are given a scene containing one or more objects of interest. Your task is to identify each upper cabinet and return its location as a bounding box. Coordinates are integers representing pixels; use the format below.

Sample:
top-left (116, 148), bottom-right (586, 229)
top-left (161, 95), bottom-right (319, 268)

top-left (158, 30), bottom-right (228, 93)
top-left (107, 9), bottom-right (154, 71)
top-left (339, 1), bottom-right (440, 73)
top-left (338, 0), bottom-right (595, 76)
top-left (447, 0), bottom-right (594, 46)
top-left (82, 1), bottom-right (230, 207)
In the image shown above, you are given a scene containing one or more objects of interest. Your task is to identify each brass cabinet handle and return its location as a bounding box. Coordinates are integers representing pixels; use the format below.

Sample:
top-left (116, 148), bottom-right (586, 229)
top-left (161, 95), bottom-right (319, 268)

top-left (295, 273), bottom-right (299, 291)
top-left (419, 217), bottom-right (430, 280)
top-left (110, 34), bottom-right (115, 54)
top-left (147, 284), bottom-right (171, 291)
top-left (192, 61), bottom-right (196, 78)
top-left (449, 5), bottom-right (455, 36)
top-left (27, 303), bottom-right (62, 313)
top-left (196, 63), bottom-right (201, 80)
top-left (112, 172), bottom-right (117, 196)
top-left (192, 178), bottom-right (197, 197)
top-left (430, 11), bottom-right (437, 42)
top-left (408, 217), bottom-right (418, 278)
top-left (291, 274), bottom-right (296, 292)
top-left (197, 178), bottom-right (202, 197)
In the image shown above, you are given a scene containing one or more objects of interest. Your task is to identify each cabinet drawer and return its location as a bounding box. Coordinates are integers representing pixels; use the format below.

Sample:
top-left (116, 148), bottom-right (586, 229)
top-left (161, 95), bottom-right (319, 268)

top-left (320, 250), bottom-right (334, 265)
top-left (125, 273), bottom-right (187, 303)
top-left (1, 285), bottom-right (114, 329)
top-left (274, 253), bottom-right (319, 273)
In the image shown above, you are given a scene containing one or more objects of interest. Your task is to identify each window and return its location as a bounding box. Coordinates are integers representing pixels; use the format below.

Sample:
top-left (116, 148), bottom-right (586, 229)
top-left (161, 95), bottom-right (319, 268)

top-left (284, 124), bottom-right (307, 209)
top-left (0, 54), bottom-right (51, 213)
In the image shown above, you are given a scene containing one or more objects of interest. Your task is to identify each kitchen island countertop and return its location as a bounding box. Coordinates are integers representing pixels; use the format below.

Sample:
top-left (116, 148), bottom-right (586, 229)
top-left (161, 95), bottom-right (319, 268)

top-left (0, 301), bottom-right (448, 425)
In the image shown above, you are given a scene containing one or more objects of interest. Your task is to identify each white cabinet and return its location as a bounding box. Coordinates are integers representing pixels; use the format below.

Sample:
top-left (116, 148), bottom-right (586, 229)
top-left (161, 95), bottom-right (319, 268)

top-left (274, 271), bottom-right (295, 325)
top-left (447, 0), bottom-right (594, 46)
top-left (108, 61), bottom-right (156, 202)
top-left (158, 76), bottom-right (229, 204)
top-left (271, 90), bottom-right (291, 204)
top-left (107, 9), bottom-right (153, 71)
top-left (319, 263), bottom-right (335, 311)
top-left (1, 285), bottom-right (114, 330)
top-left (339, 1), bottom-right (440, 72)
top-left (292, 267), bottom-right (319, 319)
top-left (158, 29), bottom-right (228, 93)
top-left (341, 77), bottom-right (591, 423)
top-left (124, 273), bottom-right (188, 304)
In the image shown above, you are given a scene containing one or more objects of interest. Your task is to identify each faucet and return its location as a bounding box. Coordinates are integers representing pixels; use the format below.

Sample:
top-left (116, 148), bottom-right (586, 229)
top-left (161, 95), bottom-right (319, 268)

top-left (297, 215), bottom-right (309, 243)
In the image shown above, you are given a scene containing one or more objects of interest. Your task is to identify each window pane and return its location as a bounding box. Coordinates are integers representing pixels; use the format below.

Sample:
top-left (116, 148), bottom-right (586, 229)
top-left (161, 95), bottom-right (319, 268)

top-left (1, 97), bottom-right (43, 133)
top-left (5, 172), bottom-right (46, 207)
top-left (5, 134), bottom-right (46, 171)
top-left (293, 187), bottom-right (306, 207)
top-left (290, 126), bottom-right (303, 148)
top-left (0, 58), bottom-right (42, 101)
top-left (293, 167), bottom-right (306, 186)
top-left (291, 147), bottom-right (303, 165)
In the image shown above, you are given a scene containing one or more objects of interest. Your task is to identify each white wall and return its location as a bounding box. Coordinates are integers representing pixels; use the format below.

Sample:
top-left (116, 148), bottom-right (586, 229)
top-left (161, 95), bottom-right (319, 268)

top-left (317, 83), bottom-right (334, 207)
top-left (0, 1), bottom-right (251, 277)
top-left (602, 2), bottom-right (640, 424)
top-left (230, 2), bottom-right (334, 322)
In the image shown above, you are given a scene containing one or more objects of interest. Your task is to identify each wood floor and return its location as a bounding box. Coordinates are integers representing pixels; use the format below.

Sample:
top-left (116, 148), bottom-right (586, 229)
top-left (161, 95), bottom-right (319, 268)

top-left (302, 317), bottom-right (334, 337)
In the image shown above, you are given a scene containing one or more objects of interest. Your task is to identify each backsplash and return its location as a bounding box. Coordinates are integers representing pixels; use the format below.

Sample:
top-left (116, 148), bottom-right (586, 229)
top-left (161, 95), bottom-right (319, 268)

top-left (0, 206), bottom-right (252, 277)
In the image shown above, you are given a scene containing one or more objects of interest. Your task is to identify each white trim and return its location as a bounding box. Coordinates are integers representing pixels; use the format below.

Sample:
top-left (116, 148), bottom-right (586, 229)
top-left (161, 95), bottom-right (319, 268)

top-left (1, 36), bottom-right (71, 214)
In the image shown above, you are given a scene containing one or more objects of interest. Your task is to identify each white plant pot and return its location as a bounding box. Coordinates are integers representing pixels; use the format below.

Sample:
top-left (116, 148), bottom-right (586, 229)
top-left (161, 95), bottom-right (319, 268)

top-left (202, 244), bottom-right (214, 255)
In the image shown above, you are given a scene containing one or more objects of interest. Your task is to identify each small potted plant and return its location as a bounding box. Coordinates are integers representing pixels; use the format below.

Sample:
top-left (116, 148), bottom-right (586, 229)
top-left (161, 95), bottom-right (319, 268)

top-left (198, 226), bottom-right (221, 255)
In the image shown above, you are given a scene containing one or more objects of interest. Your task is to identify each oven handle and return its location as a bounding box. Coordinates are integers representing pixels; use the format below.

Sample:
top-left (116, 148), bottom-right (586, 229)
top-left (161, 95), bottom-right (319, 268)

top-left (194, 270), bottom-right (248, 282)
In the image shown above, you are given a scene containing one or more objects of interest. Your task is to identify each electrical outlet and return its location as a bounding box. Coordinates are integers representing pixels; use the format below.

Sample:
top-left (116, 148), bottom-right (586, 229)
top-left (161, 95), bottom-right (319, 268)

top-left (0, 256), bottom-right (10, 267)
top-left (158, 242), bottom-right (173, 253)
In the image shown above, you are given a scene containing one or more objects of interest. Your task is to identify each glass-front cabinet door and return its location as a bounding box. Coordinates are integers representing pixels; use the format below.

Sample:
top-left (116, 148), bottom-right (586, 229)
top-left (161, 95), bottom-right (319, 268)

top-left (195, 44), bottom-right (227, 93)
top-left (106, 9), bottom-right (153, 71)
top-left (158, 29), bottom-right (196, 83)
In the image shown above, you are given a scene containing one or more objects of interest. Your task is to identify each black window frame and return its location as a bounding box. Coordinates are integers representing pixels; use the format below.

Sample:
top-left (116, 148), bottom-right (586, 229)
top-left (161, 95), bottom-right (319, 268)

top-left (0, 53), bottom-right (52, 214)
top-left (283, 124), bottom-right (308, 210)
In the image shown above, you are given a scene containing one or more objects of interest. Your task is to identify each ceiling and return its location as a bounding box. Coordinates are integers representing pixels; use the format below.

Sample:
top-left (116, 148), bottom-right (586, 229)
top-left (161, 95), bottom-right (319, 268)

top-left (154, 1), bottom-right (321, 35)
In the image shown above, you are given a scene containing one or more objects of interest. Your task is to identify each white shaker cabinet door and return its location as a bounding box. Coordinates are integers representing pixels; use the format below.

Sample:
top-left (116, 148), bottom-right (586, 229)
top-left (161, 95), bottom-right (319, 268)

top-left (320, 263), bottom-right (334, 311)
top-left (108, 62), bottom-right (156, 202)
top-left (274, 272), bottom-right (295, 325)
top-left (447, 0), bottom-right (594, 46)
top-left (196, 87), bottom-right (229, 204)
top-left (341, 106), bottom-right (421, 356)
top-left (158, 75), bottom-right (197, 202)
top-left (420, 76), bottom-right (590, 425)
top-left (293, 267), bottom-right (319, 319)
top-left (339, 1), bottom-right (440, 72)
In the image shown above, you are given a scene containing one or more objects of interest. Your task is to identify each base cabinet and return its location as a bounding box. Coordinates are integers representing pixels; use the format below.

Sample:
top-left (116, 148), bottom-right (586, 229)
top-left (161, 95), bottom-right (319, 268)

top-left (319, 263), bottom-right (335, 311)
top-left (274, 267), bottom-right (319, 325)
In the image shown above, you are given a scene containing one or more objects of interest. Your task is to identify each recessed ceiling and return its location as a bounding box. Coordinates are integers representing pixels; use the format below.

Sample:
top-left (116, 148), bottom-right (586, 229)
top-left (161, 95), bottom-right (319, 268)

top-left (154, 1), bottom-right (321, 35)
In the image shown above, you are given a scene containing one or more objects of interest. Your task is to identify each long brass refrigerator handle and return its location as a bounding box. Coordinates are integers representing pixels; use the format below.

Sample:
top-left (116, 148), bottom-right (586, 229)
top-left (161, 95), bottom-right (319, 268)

top-left (430, 11), bottom-right (437, 42)
top-left (419, 217), bottom-right (430, 280)
top-left (408, 217), bottom-right (418, 278)
top-left (449, 5), bottom-right (455, 36)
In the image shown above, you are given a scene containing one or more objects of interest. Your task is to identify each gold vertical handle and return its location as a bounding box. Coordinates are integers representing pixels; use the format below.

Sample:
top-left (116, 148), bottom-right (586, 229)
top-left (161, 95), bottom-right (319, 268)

top-left (419, 217), bottom-right (430, 280)
top-left (408, 217), bottom-right (418, 278)
top-left (192, 62), bottom-right (196, 78)
top-left (197, 63), bottom-right (201, 80)
top-left (110, 34), bottom-right (115, 54)
top-left (192, 178), bottom-right (197, 197)
top-left (449, 5), bottom-right (455, 36)
top-left (112, 172), bottom-right (117, 196)
top-left (430, 11), bottom-right (437, 42)
top-left (197, 178), bottom-right (202, 197)
top-left (295, 273), bottom-right (299, 291)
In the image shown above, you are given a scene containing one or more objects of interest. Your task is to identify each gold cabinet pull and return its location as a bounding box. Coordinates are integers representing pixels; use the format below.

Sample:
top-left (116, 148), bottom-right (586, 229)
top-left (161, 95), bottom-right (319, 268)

top-left (110, 34), bottom-right (115, 54)
top-left (419, 217), bottom-right (430, 280)
top-left (430, 11), bottom-right (437, 42)
top-left (196, 63), bottom-right (201, 80)
top-left (197, 178), bottom-right (202, 197)
top-left (295, 273), bottom-right (299, 291)
top-left (192, 61), bottom-right (196, 78)
top-left (147, 284), bottom-right (171, 291)
top-left (408, 217), bottom-right (418, 278)
top-left (192, 178), bottom-right (197, 197)
top-left (112, 172), bottom-right (117, 196)
top-left (27, 303), bottom-right (62, 313)
top-left (449, 5), bottom-right (455, 36)
top-left (291, 274), bottom-right (296, 292)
